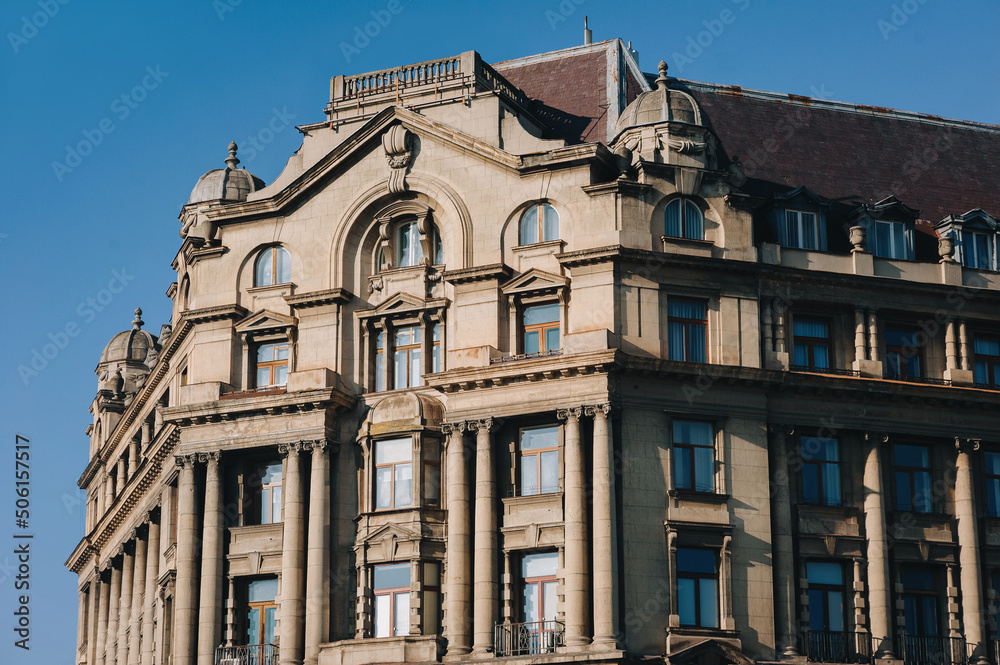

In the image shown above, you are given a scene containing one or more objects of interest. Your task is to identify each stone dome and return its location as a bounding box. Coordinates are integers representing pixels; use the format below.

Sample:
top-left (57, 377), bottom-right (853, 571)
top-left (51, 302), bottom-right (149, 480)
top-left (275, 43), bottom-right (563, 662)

top-left (613, 60), bottom-right (702, 138)
top-left (100, 308), bottom-right (158, 366)
top-left (188, 142), bottom-right (265, 205)
top-left (365, 392), bottom-right (445, 429)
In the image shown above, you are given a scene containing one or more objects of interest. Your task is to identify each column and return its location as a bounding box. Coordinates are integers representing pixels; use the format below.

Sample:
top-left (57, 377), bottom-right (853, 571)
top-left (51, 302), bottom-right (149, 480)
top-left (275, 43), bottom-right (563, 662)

top-left (559, 407), bottom-right (590, 646)
top-left (852, 560), bottom-right (868, 650)
top-left (117, 541), bottom-right (135, 665)
top-left (774, 300), bottom-right (786, 353)
top-left (863, 434), bottom-right (895, 659)
top-left (129, 436), bottom-right (139, 478)
top-left (945, 319), bottom-right (958, 370)
top-left (105, 558), bottom-right (122, 665)
top-left (173, 454), bottom-right (200, 665)
top-left (867, 310), bottom-right (880, 362)
top-left (118, 456), bottom-right (128, 492)
top-left (955, 439), bottom-right (987, 664)
top-left (304, 441), bottom-right (331, 665)
top-left (140, 513), bottom-right (160, 665)
top-left (104, 472), bottom-right (113, 512)
top-left (959, 320), bottom-right (971, 370)
top-left (95, 570), bottom-right (110, 665)
top-left (87, 573), bottom-right (101, 665)
top-left (77, 584), bottom-right (89, 663)
top-left (768, 425), bottom-right (799, 657)
top-left (279, 443), bottom-right (306, 665)
top-left (129, 530), bottom-right (147, 664)
top-left (471, 418), bottom-right (497, 655)
top-left (443, 422), bottom-right (472, 655)
top-left (854, 308), bottom-right (867, 361)
top-left (588, 404), bottom-right (620, 649)
top-left (198, 452), bottom-right (223, 665)
top-left (762, 299), bottom-right (774, 353)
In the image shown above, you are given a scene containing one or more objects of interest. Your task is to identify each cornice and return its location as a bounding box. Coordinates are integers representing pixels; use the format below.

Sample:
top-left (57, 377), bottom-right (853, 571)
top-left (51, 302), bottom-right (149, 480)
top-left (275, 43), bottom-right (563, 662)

top-left (426, 349), bottom-right (617, 393)
top-left (441, 263), bottom-right (512, 285)
top-left (582, 179), bottom-right (652, 198)
top-left (183, 303), bottom-right (249, 324)
top-left (161, 387), bottom-right (356, 425)
top-left (284, 287), bottom-right (355, 309)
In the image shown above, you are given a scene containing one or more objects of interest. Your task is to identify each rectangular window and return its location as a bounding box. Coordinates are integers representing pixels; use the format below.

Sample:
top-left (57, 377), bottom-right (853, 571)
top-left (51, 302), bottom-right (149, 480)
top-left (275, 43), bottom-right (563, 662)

top-left (985, 452), bottom-right (1000, 517)
top-left (801, 437), bottom-right (841, 506)
top-left (255, 342), bottom-right (289, 388)
top-left (375, 331), bottom-right (385, 392)
top-left (676, 548), bottom-right (719, 628)
top-left (900, 566), bottom-right (940, 637)
top-left (393, 326), bottom-right (422, 389)
top-left (246, 578), bottom-right (278, 646)
top-left (520, 426), bottom-right (560, 496)
top-left (806, 562), bottom-right (848, 663)
top-left (424, 461), bottom-right (440, 506)
top-left (375, 438), bottom-right (412, 510)
top-left (673, 421), bottom-right (715, 492)
top-left (885, 327), bottom-right (922, 379)
top-left (523, 304), bottom-right (560, 356)
top-left (432, 323), bottom-right (441, 373)
top-left (784, 210), bottom-right (824, 250)
top-left (668, 298), bottom-right (707, 362)
top-left (793, 317), bottom-right (831, 371)
top-left (894, 444), bottom-right (932, 513)
top-left (373, 563), bottom-right (411, 638)
top-left (873, 220), bottom-right (909, 259)
top-left (963, 231), bottom-right (995, 270)
top-left (521, 552), bottom-right (560, 653)
top-left (974, 336), bottom-right (1000, 387)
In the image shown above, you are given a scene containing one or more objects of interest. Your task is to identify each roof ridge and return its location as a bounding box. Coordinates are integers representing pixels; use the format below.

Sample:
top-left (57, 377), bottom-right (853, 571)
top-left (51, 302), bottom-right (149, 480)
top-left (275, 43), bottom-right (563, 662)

top-left (671, 77), bottom-right (1000, 134)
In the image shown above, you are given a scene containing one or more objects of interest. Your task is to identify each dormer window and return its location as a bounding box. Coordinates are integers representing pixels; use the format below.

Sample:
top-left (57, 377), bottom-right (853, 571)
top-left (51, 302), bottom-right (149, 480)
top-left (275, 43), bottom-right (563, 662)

top-left (851, 196), bottom-right (918, 260)
top-left (665, 198), bottom-right (704, 240)
top-left (872, 220), bottom-right (909, 259)
top-left (781, 210), bottom-right (825, 250)
top-left (963, 231), bottom-right (995, 270)
top-left (520, 203), bottom-right (560, 245)
top-left (254, 246), bottom-right (291, 286)
top-left (939, 210), bottom-right (1000, 271)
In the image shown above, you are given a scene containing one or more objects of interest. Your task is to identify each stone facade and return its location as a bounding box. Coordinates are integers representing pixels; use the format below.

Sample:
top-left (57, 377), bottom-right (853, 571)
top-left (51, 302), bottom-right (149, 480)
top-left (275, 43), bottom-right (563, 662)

top-left (67, 39), bottom-right (1000, 665)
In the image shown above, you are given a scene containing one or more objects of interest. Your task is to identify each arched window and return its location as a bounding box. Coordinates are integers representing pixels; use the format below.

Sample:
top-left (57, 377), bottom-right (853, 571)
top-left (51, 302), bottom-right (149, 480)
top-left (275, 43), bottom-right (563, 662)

top-left (665, 198), bottom-right (704, 240)
top-left (395, 221), bottom-right (443, 268)
top-left (519, 203), bottom-right (560, 245)
top-left (254, 246), bottom-right (291, 286)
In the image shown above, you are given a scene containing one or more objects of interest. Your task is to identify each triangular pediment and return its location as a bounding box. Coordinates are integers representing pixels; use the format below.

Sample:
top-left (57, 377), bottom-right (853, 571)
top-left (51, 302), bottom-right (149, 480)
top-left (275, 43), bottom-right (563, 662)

top-left (937, 208), bottom-right (998, 232)
top-left (371, 292), bottom-right (428, 315)
top-left (669, 639), bottom-right (753, 665)
top-left (770, 185), bottom-right (831, 209)
top-left (852, 195), bottom-right (920, 221)
top-left (360, 521), bottom-right (422, 545)
top-left (234, 309), bottom-right (297, 334)
top-left (500, 268), bottom-right (568, 296)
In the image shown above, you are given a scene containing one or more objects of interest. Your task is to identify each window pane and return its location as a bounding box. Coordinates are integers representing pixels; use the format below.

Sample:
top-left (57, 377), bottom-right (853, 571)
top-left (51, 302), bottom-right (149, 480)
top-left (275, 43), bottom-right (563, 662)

top-left (540, 450), bottom-right (559, 493)
top-left (895, 443), bottom-right (929, 468)
top-left (826, 591), bottom-right (844, 632)
top-left (523, 581), bottom-right (541, 623)
top-left (374, 563), bottom-right (411, 590)
top-left (793, 342), bottom-right (809, 366)
top-left (802, 212), bottom-right (818, 249)
top-left (542, 580), bottom-right (558, 621)
top-left (807, 562), bottom-right (843, 586)
top-left (976, 338), bottom-right (1000, 356)
top-left (674, 448), bottom-right (691, 489)
top-left (802, 464), bottom-right (819, 504)
top-left (802, 437), bottom-right (839, 462)
top-left (684, 200), bottom-right (703, 240)
top-left (521, 426), bottom-right (557, 450)
top-left (394, 350), bottom-right (407, 389)
top-left (677, 548), bottom-right (716, 574)
top-left (785, 210), bottom-right (799, 247)
top-left (520, 207), bottom-right (539, 245)
top-left (668, 322), bottom-right (686, 361)
top-left (521, 454), bottom-right (538, 496)
top-left (255, 248), bottom-right (273, 286)
top-left (274, 364), bottom-right (287, 386)
top-left (424, 464), bottom-right (440, 504)
top-left (821, 462), bottom-right (841, 505)
top-left (542, 204), bottom-right (559, 241)
top-left (524, 330), bottom-right (539, 355)
top-left (375, 467), bottom-right (392, 509)
top-left (275, 247), bottom-right (291, 283)
top-left (395, 463), bottom-right (413, 508)
top-left (395, 592), bottom-right (410, 636)
top-left (892, 223), bottom-right (905, 259)
top-left (376, 438), bottom-right (411, 465)
top-left (665, 199), bottom-right (681, 237)
top-left (248, 578), bottom-right (279, 602)
top-left (271, 486), bottom-right (281, 523)
top-left (677, 578), bottom-right (696, 626)
top-left (807, 589), bottom-right (825, 631)
top-left (410, 349), bottom-right (421, 387)
top-left (264, 607), bottom-right (276, 644)
top-left (256, 367), bottom-right (271, 387)
top-left (545, 327), bottom-right (560, 352)
top-left (523, 552), bottom-right (559, 578)
top-left (913, 470), bottom-right (932, 513)
top-left (989, 478), bottom-right (1000, 517)
top-left (794, 318), bottom-right (829, 338)
top-left (524, 304), bottom-right (560, 326)
top-left (986, 452), bottom-right (1000, 476)
top-left (693, 446), bottom-right (714, 491)
top-left (896, 472), bottom-right (913, 511)
top-left (247, 606), bottom-right (260, 645)
top-left (275, 345), bottom-right (289, 360)
top-left (375, 352), bottom-right (385, 392)
top-left (374, 594), bottom-right (391, 637)
top-left (674, 420), bottom-right (713, 446)
top-left (699, 578), bottom-right (718, 628)
top-left (257, 344), bottom-right (274, 362)
top-left (668, 299), bottom-right (706, 320)
top-left (689, 324), bottom-right (707, 362)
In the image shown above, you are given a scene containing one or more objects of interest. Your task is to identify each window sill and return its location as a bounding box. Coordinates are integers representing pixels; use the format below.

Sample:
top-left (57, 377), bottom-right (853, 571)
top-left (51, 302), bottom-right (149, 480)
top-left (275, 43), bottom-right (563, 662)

top-left (661, 235), bottom-right (712, 246)
top-left (512, 239), bottom-right (564, 252)
top-left (668, 489), bottom-right (729, 504)
top-left (247, 282), bottom-right (295, 295)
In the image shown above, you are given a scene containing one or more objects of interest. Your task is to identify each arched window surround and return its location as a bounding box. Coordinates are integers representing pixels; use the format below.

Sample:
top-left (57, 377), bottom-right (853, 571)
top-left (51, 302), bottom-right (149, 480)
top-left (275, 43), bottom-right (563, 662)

top-left (373, 201), bottom-right (444, 271)
top-left (518, 202), bottom-right (560, 246)
top-left (253, 245), bottom-right (292, 287)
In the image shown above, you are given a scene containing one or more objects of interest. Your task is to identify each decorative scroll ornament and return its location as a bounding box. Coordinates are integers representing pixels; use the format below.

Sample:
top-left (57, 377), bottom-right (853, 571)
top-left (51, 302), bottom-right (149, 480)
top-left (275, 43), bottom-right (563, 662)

top-left (658, 134), bottom-right (706, 155)
top-left (382, 125), bottom-right (413, 194)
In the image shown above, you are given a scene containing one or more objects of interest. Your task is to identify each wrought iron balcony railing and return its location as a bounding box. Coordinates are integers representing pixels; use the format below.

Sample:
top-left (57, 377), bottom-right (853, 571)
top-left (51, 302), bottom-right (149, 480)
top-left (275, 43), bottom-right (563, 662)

top-left (215, 643), bottom-right (279, 665)
top-left (495, 620), bottom-right (565, 657)
top-left (804, 630), bottom-right (873, 663)
top-left (897, 634), bottom-right (966, 665)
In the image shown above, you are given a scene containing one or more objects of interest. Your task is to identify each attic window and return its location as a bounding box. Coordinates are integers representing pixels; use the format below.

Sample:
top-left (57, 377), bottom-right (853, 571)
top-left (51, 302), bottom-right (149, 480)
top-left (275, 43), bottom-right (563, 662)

top-left (665, 198), bottom-right (704, 240)
top-left (962, 231), bottom-right (995, 270)
top-left (255, 246), bottom-right (291, 286)
top-left (520, 203), bottom-right (560, 245)
top-left (780, 210), bottom-right (826, 251)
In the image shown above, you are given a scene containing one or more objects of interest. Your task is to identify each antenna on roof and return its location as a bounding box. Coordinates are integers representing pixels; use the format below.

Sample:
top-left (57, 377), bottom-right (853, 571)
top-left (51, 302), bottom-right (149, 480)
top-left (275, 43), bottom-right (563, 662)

top-left (584, 16), bottom-right (592, 45)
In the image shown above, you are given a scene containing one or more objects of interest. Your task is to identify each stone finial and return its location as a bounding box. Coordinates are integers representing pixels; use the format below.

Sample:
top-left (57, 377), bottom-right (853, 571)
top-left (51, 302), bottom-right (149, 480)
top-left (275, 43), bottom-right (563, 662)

top-left (655, 60), bottom-right (669, 91)
top-left (849, 225), bottom-right (866, 253)
top-left (225, 141), bottom-right (240, 169)
top-left (132, 307), bottom-right (144, 329)
top-left (938, 235), bottom-right (956, 263)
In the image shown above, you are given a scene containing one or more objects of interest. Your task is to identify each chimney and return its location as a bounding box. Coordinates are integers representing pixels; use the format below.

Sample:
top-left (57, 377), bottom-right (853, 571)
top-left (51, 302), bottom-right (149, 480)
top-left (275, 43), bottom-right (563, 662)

top-left (584, 16), bottom-right (592, 45)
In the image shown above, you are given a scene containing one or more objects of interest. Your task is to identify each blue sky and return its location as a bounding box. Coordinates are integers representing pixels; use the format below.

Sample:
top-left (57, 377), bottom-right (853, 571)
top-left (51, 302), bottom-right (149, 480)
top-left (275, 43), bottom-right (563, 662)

top-left (0, 0), bottom-right (997, 662)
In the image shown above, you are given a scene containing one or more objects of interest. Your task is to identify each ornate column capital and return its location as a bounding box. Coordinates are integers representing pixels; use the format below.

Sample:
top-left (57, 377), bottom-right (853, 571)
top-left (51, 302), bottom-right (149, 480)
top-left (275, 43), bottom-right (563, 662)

top-left (865, 432), bottom-right (890, 446)
top-left (198, 451), bottom-right (221, 465)
top-left (583, 403), bottom-right (612, 418)
top-left (955, 437), bottom-right (981, 454)
top-left (278, 442), bottom-right (302, 456)
top-left (768, 423), bottom-right (795, 437)
top-left (174, 453), bottom-right (198, 469)
top-left (301, 439), bottom-right (331, 454)
top-left (556, 407), bottom-right (583, 421)
top-left (441, 421), bottom-right (467, 436)
top-left (468, 417), bottom-right (495, 433)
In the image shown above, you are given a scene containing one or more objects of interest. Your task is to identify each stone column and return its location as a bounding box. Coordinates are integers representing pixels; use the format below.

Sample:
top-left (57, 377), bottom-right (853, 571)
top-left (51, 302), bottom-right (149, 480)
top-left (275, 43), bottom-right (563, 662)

top-left (852, 560), bottom-right (868, 644)
top-left (762, 300), bottom-right (774, 352)
top-left (774, 301), bottom-right (787, 353)
top-left (588, 404), bottom-right (619, 649)
top-left (117, 541), bottom-right (135, 665)
top-left (559, 407), bottom-right (590, 646)
top-left (129, 436), bottom-right (140, 478)
top-left (768, 425), bottom-right (799, 657)
top-left (959, 320), bottom-right (971, 370)
top-left (87, 574), bottom-right (101, 665)
top-left (854, 307), bottom-right (867, 361)
top-left (304, 441), bottom-right (331, 665)
top-left (106, 558), bottom-right (122, 665)
top-left (118, 456), bottom-right (128, 493)
top-left (104, 471), bottom-right (113, 513)
top-left (470, 418), bottom-right (497, 655)
top-left (140, 513), bottom-right (160, 665)
top-left (945, 319), bottom-right (958, 370)
top-left (443, 422), bottom-right (472, 655)
top-left (173, 454), bottom-right (200, 665)
top-left (279, 443), bottom-right (306, 665)
top-left (863, 435), bottom-right (895, 659)
top-left (955, 439), bottom-right (987, 664)
top-left (77, 583), bottom-right (89, 663)
top-left (867, 310), bottom-right (879, 362)
top-left (129, 529), bottom-right (147, 664)
top-left (95, 570), bottom-right (111, 665)
top-left (198, 452), bottom-right (223, 665)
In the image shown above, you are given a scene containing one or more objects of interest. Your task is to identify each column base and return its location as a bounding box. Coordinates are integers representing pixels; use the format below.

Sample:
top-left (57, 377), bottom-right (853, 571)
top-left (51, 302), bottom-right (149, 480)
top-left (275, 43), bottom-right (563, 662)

top-left (591, 637), bottom-right (624, 651)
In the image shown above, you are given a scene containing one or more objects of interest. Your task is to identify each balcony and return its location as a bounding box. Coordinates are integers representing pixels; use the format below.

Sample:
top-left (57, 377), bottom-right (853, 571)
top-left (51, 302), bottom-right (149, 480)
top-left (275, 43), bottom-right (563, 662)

top-left (897, 634), bottom-right (966, 665)
top-left (804, 630), bottom-right (872, 663)
top-left (215, 644), bottom-right (278, 665)
top-left (495, 620), bottom-right (565, 657)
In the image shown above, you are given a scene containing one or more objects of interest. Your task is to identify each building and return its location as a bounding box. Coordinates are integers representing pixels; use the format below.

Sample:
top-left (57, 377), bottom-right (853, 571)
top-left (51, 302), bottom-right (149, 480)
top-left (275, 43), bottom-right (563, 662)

top-left (66, 37), bottom-right (1000, 665)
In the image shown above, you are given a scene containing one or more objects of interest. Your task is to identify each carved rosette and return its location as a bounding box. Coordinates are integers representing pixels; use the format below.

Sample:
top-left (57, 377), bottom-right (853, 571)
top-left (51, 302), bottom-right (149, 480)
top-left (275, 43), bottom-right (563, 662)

top-left (382, 125), bottom-right (413, 194)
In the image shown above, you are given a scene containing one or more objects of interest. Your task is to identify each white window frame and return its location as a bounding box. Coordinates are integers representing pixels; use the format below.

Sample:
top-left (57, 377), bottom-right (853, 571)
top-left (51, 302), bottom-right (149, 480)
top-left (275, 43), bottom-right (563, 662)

top-left (871, 219), bottom-right (913, 259)
top-left (782, 209), bottom-right (826, 250)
